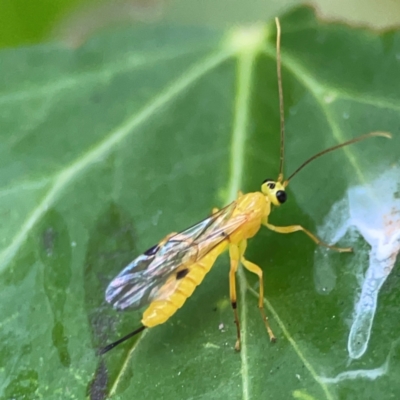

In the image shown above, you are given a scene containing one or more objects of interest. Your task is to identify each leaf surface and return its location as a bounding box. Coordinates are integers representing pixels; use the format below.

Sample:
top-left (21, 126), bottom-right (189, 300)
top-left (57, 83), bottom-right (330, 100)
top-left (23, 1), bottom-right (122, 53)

top-left (1, 7), bottom-right (399, 400)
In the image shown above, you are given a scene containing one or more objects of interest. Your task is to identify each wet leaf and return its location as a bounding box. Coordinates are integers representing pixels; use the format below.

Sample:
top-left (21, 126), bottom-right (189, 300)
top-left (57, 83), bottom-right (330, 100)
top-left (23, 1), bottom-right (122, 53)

top-left (0, 7), bottom-right (399, 400)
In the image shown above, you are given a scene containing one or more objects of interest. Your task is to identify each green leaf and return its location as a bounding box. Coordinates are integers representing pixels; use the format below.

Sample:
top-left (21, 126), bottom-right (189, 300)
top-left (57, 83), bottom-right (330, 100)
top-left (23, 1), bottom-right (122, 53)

top-left (1, 6), bottom-right (399, 400)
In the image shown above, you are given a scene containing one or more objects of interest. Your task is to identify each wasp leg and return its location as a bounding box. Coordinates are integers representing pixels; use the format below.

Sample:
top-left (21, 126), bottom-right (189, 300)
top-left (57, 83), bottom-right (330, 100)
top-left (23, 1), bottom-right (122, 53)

top-left (228, 243), bottom-right (241, 351)
top-left (211, 207), bottom-right (219, 215)
top-left (239, 240), bottom-right (276, 342)
top-left (263, 222), bottom-right (352, 253)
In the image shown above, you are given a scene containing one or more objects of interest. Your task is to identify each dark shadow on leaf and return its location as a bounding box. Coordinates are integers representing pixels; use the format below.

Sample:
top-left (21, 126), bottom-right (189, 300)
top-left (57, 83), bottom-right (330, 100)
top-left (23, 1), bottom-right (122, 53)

top-left (87, 359), bottom-right (108, 400)
top-left (39, 208), bottom-right (72, 367)
top-left (84, 202), bottom-right (140, 396)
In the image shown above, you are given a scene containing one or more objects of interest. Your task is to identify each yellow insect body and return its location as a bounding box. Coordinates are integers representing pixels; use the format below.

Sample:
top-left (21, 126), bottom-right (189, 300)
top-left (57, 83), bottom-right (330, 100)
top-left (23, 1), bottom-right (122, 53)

top-left (100, 17), bottom-right (391, 355)
top-left (142, 190), bottom-right (269, 328)
top-left (142, 240), bottom-right (228, 327)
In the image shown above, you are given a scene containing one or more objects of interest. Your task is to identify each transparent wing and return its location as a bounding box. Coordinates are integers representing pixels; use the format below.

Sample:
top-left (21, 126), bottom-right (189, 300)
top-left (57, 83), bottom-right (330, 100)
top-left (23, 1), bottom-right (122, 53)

top-left (105, 202), bottom-right (246, 310)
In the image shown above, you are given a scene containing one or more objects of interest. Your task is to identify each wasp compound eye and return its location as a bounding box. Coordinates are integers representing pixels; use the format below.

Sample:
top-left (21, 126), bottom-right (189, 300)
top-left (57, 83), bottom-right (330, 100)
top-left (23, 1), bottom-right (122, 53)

top-left (276, 190), bottom-right (287, 204)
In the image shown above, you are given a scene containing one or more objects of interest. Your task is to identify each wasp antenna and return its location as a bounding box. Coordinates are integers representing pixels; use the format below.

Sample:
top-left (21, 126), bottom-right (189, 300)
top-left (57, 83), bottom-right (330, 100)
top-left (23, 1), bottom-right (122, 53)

top-left (285, 131), bottom-right (392, 184)
top-left (99, 325), bottom-right (146, 355)
top-left (275, 17), bottom-right (285, 183)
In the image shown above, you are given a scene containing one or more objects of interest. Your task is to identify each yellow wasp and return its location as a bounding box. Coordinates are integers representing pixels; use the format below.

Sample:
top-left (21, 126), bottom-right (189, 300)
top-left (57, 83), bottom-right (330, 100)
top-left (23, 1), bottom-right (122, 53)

top-left (100, 18), bottom-right (391, 354)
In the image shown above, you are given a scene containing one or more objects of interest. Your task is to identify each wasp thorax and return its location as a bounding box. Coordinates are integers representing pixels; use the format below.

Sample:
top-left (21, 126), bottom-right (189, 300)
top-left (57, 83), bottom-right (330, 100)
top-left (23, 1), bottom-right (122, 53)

top-left (261, 179), bottom-right (287, 206)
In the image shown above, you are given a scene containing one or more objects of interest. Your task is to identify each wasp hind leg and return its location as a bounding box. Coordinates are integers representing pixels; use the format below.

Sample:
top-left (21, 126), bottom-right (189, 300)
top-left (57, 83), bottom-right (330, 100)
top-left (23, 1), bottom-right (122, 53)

top-left (228, 243), bottom-right (241, 351)
top-left (239, 240), bottom-right (276, 342)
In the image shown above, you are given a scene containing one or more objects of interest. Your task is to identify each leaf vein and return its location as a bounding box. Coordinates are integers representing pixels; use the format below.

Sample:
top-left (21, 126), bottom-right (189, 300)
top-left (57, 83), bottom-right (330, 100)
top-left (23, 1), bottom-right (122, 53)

top-left (0, 45), bottom-right (212, 105)
top-left (0, 48), bottom-right (233, 273)
top-left (248, 287), bottom-right (335, 400)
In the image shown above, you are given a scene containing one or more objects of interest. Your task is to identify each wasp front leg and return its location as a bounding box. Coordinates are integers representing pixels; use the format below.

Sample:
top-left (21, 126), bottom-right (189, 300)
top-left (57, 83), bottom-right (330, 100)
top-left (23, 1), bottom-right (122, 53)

top-left (263, 220), bottom-right (352, 253)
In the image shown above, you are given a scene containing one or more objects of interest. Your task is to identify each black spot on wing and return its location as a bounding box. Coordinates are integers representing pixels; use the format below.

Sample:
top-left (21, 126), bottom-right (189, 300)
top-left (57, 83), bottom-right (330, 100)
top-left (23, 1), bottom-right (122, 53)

top-left (176, 269), bottom-right (189, 280)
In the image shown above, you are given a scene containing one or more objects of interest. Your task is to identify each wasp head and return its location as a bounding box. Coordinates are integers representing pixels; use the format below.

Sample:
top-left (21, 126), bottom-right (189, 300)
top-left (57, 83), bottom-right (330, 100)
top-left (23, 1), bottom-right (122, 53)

top-left (261, 178), bottom-right (287, 206)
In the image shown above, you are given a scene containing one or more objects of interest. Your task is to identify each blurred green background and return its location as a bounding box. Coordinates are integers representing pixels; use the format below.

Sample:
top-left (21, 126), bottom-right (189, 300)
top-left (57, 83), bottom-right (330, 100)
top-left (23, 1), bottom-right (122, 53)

top-left (1, 0), bottom-right (400, 49)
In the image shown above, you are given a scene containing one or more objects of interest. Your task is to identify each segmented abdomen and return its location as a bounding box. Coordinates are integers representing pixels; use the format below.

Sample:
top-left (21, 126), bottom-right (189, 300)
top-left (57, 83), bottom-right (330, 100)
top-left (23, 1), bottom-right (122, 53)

top-left (142, 240), bottom-right (228, 327)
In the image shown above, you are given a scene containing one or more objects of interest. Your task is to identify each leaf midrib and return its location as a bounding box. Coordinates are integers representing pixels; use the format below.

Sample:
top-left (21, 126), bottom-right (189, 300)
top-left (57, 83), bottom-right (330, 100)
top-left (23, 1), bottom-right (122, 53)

top-left (226, 44), bottom-right (256, 400)
top-left (0, 47), bottom-right (234, 274)
top-left (0, 44), bottom-right (214, 105)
